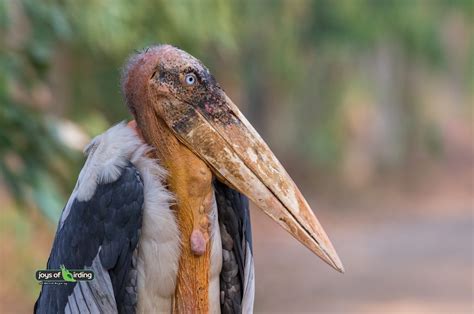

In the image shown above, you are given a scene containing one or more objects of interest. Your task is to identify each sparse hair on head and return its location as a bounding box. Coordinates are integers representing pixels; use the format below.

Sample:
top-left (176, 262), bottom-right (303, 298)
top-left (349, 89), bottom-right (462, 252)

top-left (120, 44), bottom-right (165, 117)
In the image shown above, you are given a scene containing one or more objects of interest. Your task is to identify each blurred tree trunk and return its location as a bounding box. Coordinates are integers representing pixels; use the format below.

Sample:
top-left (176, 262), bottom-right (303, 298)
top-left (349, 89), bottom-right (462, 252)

top-left (372, 41), bottom-right (404, 169)
top-left (241, 44), bottom-right (268, 138)
top-left (400, 52), bottom-right (422, 186)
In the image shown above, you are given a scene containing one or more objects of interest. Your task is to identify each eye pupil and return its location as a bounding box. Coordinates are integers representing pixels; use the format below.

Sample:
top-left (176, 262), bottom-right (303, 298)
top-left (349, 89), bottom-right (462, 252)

top-left (185, 74), bottom-right (196, 85)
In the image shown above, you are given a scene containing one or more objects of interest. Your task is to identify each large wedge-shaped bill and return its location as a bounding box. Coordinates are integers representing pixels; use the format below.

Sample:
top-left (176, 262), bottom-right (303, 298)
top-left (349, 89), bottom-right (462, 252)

top-left (157, 93), bottom-right (344, 273)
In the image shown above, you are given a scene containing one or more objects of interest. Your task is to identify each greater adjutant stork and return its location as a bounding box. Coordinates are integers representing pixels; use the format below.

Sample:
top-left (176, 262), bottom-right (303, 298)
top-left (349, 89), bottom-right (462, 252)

top-left (35, 45), bottom-right (343, 313)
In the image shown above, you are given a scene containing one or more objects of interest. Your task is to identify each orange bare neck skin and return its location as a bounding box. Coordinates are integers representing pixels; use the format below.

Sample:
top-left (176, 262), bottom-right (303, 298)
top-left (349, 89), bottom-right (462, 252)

top-left (131, 113), bottom-right (213, 312)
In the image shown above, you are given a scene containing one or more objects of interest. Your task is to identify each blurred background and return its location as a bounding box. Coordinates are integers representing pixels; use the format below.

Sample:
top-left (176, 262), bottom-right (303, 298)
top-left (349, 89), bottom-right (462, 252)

top-left (0, 0), bottom-right (472, 313)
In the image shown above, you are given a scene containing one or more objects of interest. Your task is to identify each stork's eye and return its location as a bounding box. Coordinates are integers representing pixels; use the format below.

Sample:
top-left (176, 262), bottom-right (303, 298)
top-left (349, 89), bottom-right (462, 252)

top-left (184, 73), bottom-right (197, 86)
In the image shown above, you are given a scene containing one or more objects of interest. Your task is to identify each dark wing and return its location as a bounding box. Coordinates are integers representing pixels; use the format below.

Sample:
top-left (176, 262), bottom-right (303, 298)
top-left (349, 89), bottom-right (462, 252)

top-left (35, 161), bottom-right (144, 314)
top-left (215, 180), bottom-right (255, 314)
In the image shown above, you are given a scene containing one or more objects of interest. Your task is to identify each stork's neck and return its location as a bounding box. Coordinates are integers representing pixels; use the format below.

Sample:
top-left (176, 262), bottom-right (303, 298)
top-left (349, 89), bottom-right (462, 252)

top-left (135, 108), bottom-right (214, 313)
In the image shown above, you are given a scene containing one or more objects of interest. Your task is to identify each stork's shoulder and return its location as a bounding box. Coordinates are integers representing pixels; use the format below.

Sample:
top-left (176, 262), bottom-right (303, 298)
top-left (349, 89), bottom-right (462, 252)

top-left (75, 121), bottom-right (151, 202)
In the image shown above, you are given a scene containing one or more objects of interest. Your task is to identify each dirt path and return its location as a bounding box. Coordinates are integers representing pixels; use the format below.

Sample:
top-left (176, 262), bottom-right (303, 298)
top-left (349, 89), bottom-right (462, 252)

top-left (251, 207), bottom-right (473, 314)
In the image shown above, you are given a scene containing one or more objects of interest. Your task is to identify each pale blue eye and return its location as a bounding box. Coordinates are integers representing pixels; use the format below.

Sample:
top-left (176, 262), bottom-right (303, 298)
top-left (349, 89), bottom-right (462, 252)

top-left (185, 73), bottom-right (197, 85)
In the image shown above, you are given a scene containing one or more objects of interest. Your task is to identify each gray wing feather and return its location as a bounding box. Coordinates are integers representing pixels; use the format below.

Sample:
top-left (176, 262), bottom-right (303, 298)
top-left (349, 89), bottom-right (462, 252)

top-left (241, 244), bottom-right (255, 313)
top-left (65, 253), bottom-right (119, 314)
top-left (35, 162), bottom-right (143, 314)
top-left (215, 180), bottom-right (254, 314)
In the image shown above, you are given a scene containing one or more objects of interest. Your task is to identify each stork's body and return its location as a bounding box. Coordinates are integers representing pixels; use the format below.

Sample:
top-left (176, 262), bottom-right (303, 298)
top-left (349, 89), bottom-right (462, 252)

top-left (35, 123), bottom-right (252, 313)
top-left (36, 45), bottom-right (342, 313)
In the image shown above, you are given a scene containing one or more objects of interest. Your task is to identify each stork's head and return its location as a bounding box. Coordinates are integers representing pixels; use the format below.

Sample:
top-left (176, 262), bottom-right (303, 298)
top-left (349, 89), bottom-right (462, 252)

top-left (122, 45), bottom-right (344, 273)
top-left (122, 45), bottom-right (223, 120)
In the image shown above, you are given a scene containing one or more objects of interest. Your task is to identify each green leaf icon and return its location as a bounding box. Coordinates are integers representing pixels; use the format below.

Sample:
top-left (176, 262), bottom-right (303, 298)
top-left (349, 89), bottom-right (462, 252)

top-left (60, 265), bottom-right (76, 282)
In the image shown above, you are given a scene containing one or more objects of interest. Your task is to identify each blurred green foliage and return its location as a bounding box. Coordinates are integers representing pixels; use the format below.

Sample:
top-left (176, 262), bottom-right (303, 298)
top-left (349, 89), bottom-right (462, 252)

top-left (0, 0), bottom-right (472, 218)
